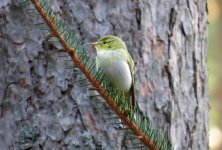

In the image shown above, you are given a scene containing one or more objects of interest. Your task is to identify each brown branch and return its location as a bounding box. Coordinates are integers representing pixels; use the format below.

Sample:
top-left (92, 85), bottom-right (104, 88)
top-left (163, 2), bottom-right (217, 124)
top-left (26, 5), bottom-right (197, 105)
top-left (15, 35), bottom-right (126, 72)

top-left (31, 0), bottom-right (158, 149)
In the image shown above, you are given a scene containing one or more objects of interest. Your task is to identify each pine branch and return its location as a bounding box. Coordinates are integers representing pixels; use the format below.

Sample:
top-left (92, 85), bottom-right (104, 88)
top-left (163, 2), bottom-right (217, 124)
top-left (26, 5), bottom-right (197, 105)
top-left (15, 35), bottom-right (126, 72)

top-left (16, 0), bottom-right (172, 149)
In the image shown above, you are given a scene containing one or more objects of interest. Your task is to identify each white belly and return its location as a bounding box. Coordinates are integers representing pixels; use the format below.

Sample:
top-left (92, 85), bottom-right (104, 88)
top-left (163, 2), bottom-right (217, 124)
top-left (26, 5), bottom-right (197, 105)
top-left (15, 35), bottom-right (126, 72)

top-left (96, 51), bottom-right (132, 91)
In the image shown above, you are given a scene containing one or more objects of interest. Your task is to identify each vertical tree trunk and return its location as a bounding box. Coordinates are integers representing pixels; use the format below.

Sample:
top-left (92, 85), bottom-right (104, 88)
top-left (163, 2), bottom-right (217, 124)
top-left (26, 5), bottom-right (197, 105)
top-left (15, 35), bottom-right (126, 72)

top-left (0, 0), bottom-right (208, 149)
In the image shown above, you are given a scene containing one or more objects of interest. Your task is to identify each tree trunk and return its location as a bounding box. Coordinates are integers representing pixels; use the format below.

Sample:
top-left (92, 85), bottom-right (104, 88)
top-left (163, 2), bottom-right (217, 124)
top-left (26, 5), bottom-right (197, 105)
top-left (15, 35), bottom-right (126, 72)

top-left (0, 0), bottom-right (208, 150)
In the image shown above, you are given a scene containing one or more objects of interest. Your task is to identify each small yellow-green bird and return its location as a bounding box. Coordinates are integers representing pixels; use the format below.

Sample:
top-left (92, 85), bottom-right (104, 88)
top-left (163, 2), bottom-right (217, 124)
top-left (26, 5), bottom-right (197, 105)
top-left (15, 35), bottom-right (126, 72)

top-left (91, 35), bottom-right (135, 107)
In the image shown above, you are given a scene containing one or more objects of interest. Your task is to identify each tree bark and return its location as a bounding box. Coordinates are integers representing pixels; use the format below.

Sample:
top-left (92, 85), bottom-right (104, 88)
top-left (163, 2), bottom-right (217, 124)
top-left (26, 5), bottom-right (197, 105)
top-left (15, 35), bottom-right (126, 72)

top-left (0, 0), bottom-right (208, 149)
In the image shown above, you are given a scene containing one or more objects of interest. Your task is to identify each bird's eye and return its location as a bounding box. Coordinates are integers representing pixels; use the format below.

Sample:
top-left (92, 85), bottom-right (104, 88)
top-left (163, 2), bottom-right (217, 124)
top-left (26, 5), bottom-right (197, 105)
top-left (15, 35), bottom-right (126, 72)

top-left (103, 41), bottom-right (106, 44)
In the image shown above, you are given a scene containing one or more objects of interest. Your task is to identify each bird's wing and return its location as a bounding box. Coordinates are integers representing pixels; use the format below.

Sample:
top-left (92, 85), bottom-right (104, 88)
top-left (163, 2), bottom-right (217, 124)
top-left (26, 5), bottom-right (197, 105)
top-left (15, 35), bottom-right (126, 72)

top-left (126, 52), bottom-right (136, 108)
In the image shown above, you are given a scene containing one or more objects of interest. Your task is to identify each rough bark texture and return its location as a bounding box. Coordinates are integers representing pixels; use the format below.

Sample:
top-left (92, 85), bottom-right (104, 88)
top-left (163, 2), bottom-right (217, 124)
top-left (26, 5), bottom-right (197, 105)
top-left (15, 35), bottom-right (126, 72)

top-left (0, 0), bottom-right (208, 150)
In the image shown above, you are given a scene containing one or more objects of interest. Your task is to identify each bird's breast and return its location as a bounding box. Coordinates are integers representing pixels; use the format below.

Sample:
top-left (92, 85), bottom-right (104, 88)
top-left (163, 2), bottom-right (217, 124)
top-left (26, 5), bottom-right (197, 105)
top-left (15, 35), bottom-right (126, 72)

top-left (96, 51), bottom-right (132, 91)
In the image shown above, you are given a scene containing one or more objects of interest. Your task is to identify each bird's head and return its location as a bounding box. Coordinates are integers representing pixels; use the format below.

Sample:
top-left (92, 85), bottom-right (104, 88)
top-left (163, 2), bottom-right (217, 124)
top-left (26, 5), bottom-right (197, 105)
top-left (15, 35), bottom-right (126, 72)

top-left (91, 35), bottom-right (127, 52)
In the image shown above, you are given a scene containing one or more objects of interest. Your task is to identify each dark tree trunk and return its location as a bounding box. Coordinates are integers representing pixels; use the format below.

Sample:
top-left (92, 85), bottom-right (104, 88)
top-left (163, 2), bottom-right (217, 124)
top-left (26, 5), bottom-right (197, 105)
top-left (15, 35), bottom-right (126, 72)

top-left (0, 0), bottom-right (208, 149)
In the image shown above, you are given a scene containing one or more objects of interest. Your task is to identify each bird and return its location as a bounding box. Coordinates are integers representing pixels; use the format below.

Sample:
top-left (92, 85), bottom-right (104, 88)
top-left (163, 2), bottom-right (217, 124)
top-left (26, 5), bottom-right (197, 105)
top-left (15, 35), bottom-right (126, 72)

top-left (91, 35), bottom-right (135, 108)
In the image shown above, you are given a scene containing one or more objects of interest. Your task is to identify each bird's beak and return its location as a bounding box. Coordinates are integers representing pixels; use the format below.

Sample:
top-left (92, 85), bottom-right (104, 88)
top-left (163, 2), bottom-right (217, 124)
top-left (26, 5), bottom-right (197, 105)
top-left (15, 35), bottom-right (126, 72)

top-left (89, 42), bottom-right (96, 47)
top-left (84, 42), bottom-right (97, 46)
top-left (86, 42), bottom-right (97, 53)
top-left (85, 42), bottom-right (97, 48)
